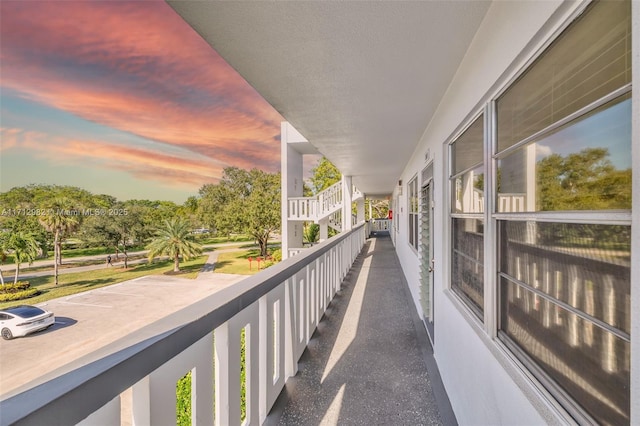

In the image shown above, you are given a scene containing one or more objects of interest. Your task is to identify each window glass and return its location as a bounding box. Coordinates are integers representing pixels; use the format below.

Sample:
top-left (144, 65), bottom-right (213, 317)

top-left (497, 94), bottom-right (631, 212)
top-left (452, 218), bottom-right (484, 318)
top-left (408, 176), bottom-right (419, 250)
top-left (499, 220), bottom-right (631, 425)
top-left (499, 221), bottom-right (630, 333)
top-left (500, 277), bottom-right (629, 425)
top-left (452, 115), bottom-right (483, 174)
top-left (497, 0), bottom-right (631, 152)
top-left (452, 165), bottom-right (484, 213)
top-left (450, 113), bottom-right (485, 319)
top-left (494, 1), bottom-right (631, 422)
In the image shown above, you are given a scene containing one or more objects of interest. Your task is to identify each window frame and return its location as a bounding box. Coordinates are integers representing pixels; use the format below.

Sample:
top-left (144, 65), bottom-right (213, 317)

top-left (490, 1), bottom-right (632, 423)
top-left (441, 1), bottom-right (633, 423)
top-left (407, 174), bottom-right (419, 252)
top-left (448, 112), bottom-right (487, 322)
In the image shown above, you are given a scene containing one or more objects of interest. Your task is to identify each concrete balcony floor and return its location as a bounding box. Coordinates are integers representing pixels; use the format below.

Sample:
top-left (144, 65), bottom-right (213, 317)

top-left (267, 233), bottom-right (457, 425)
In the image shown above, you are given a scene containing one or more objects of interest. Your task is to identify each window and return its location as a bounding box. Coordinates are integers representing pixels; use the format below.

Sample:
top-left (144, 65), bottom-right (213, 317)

top-left (449, 114), bottom-right (484, 319)
top-left (408, 176), bottom-right (418, 250)
top-left (495, 1), bottom-right (631, 424)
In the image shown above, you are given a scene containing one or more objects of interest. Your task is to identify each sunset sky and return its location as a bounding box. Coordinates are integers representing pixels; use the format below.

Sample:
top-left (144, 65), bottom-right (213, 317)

top-left (0, 0), bottom-right (285, 203)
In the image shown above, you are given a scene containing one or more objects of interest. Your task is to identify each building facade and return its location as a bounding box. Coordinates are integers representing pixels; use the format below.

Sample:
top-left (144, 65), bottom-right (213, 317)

top-left (390, 2), bottom-right (637, 424)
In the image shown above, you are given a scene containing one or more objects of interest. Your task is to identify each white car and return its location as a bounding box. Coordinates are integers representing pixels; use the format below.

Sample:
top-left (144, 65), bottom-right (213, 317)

top-left (0, 305), bottom-right (55, 340)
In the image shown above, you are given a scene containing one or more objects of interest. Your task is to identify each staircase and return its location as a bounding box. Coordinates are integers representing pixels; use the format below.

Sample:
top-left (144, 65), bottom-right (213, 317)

top-left (287, 181), bottom-right (362, 224)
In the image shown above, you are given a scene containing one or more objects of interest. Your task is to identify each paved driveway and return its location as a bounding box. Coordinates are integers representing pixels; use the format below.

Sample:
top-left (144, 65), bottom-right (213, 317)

top-left (0, 272), bottom-right (246, 398)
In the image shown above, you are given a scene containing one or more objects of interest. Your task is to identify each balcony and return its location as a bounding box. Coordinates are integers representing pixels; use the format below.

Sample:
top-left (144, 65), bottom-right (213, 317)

top-left (0, 224), bottom-right (452, 425)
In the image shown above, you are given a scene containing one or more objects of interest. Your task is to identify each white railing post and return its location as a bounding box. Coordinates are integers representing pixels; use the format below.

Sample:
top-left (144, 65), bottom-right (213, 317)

top-left (192, 335), bottom-right (215, 426)
top-left (132, 376), bottom-right (151, 425)
top-left (283, 278), bottom-right (297, 380)
top-left (214, 323), bottom-right (232, 426)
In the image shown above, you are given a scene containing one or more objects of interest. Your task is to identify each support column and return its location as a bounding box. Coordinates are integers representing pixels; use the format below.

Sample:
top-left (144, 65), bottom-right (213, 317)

top-left (342, 175), bottom-right (353, 232)
top-left (356, 197), bottom-right (365, 225)
top-left (319, 217), bottom-right (329, 242)
top-left (281, 122), bottom-right (314, 259)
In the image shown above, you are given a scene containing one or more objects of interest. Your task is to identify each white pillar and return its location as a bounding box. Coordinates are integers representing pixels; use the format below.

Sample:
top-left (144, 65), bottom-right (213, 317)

top-left (319, 217), bottom-right (329, 242)
top-left (356, 197), bottom-right (365, 225)
top-left (342, 175), bottom-right (353, 232)
top-left (281, 122), bottom-right (313, 259)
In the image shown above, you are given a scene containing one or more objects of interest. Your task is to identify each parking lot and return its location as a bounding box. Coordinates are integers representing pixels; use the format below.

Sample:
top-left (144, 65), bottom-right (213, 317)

top-left (0, 272), bottom-right (245, 398)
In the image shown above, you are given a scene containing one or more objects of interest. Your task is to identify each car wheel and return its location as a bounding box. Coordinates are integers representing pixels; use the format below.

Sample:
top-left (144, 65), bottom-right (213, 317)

top-left (1, 328), bottom-right (13, 340)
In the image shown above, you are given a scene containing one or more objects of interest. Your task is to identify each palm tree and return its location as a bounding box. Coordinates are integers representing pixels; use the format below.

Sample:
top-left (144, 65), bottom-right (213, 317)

top-left (147, 218), bottom-right (202, 272)
top-left (3, 232), bottom-right (40, 285)
top-left (39, 198), bottom-right (80, 286)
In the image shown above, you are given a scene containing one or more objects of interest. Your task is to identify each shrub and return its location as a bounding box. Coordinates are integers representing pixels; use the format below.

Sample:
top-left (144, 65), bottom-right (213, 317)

top-left (0, 281), bottom-right (31, 294)
top-left (0, 288), bottom-right (40, 302)
top-left (176, 372), bottom-right (191, 426)
top-left (271, 249), bottom-right (282, 262)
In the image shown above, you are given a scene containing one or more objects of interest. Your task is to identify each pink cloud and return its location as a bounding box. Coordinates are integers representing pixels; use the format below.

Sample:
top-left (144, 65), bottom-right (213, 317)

top-left (3, 127), bottom-right (225, 189)
top-left (0, 1), bottom-right (283, 176)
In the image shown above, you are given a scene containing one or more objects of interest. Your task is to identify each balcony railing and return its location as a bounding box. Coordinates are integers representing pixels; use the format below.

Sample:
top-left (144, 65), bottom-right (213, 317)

top-left (287, 182), bottom-right (363, 222)
top-left (0, 225), bottom-right (367, 426)
top-left (370, 218), bottom-right (391, 232)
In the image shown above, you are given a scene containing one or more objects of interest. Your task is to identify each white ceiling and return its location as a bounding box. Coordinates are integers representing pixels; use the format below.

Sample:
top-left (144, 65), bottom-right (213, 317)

top-left (169, 1), bottom-right (491, 196)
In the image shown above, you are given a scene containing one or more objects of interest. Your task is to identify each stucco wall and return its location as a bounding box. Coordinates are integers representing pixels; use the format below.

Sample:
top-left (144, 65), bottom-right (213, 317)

top-left (393, 1), bottom-right (602, 424)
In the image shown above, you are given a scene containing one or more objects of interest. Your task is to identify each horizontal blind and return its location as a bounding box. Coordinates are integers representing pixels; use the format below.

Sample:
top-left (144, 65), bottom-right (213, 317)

top-left (497, 0), bottom-right (631, 153)
top-left (451, 114), bottom-right (484, 175)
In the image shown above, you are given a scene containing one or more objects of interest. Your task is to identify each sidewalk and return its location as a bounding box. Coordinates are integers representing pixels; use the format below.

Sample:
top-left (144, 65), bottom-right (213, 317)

top-left (267, 233), bottom-right (456, 425)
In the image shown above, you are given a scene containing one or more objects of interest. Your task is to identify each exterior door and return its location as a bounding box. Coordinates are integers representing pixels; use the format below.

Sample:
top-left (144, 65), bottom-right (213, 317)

top-left (420, 167), bottom-right (435, 341)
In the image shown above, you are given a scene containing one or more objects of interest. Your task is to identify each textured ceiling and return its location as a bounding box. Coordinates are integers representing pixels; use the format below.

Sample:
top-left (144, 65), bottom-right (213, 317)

top-left (169, 1), bottom-right (491, 195)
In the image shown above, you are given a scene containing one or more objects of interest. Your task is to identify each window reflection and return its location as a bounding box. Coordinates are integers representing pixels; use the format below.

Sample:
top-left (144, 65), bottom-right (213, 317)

top-left (498, 220), bottom-right (630, 425)
top-left (452, 166), bottom-right (484, 213)
top-left (452, 218), bottom-right (484, 318)
top-left (497, 95), bottom-right (631, 212)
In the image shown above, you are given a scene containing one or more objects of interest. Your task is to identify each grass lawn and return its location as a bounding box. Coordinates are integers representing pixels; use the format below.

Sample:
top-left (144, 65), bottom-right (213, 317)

top-left (213, 249), bottom-right (274, 275)
top-left (0, 256), bottom-right (208, 309)
top-left (2, 245), bottom-right (147, 264)
top-left (195, 234), bottom-right (253, 245)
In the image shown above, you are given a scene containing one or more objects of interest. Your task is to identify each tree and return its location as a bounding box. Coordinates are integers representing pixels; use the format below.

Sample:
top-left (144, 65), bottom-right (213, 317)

top-left (147, 218), bottom-right (203, 272)
top-left (0, 186), bottom-right (50, 255)
top-left (1, 231), bottom-right (40, 285)
top-left (39, 197), bottom-right (81, 286)
top-left (241, 169), bottom-right (281, 256)
top-left (82, 213), bottom-right (123, 258)
top-left (537, 148), bottom-right (631, 211)
top-left (308, 157), bottom-right (341, 194)
top-left (112, 203), bottom-right (146, 268)
top-left (535, 148), bottom-right (632, 248)
top-left (198, 167), bottom-right (280, 257)
top-left (366, 199), bottom-right (390, 220)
